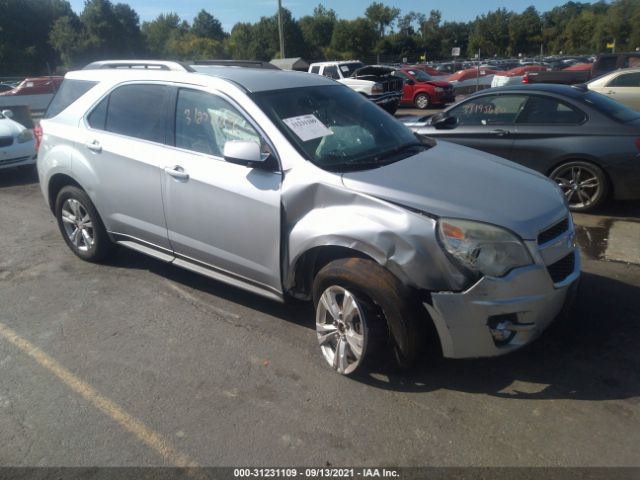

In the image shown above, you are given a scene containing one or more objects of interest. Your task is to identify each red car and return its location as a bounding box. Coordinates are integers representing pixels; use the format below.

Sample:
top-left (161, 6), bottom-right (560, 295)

top-left (403, 64), bottom-right (447, 77)
top-left (392, 68), bottom-right (455, 109)
top-left (0, 76), bottom-right (64, 96)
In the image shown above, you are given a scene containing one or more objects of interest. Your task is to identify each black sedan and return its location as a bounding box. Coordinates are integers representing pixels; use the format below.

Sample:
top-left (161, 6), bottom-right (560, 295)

top-left (402, 84), bottom-right (640, 211)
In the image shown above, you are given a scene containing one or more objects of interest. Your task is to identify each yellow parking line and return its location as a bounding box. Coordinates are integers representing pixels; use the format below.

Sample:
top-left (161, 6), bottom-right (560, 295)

top-left (0, 321), bottom-right (199, 468)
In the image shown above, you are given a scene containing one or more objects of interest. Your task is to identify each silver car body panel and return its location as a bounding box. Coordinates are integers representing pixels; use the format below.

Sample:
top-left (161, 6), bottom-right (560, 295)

top-left (38, 67), bottom-right (580, 358)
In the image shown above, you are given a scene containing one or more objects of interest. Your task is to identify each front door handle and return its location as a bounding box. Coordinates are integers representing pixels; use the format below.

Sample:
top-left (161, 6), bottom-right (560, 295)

top-left (164, 165), bottom-right (189, 181)
top-left (606, 90), bottom-right (616, 95)
top-left (490, 129), bottom-right (510, 137)
top-left (85, 140), bottom-right (102, 153)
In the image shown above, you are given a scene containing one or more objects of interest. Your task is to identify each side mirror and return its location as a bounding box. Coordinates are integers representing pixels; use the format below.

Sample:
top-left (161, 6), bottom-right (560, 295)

top-left (431, 112), bottom-right (458, 130)
top-left (223, 140), bottom-right (267, 167)
top-left (405, 79), bottom-right (415, 86)
top-left (1, 109), bottom-right (13, 119)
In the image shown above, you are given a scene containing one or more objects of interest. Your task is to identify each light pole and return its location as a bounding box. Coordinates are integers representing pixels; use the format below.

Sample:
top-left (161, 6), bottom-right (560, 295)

top-left (277, 0), bottom-right (285, 59)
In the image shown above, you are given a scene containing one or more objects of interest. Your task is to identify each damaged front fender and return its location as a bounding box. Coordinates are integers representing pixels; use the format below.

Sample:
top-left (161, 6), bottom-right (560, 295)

top-left (281, 167), bottom-right (467, 296)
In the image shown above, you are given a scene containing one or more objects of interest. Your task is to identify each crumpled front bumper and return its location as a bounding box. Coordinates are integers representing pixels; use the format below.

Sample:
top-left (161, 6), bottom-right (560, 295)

top-left (424, 250), bottom-right (580, 359)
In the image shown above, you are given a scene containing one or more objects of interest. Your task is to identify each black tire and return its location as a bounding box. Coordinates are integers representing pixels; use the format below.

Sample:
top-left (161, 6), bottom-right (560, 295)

top-left (55, 185), bottom-right (113, 262)
top-left (383, 102), bottom-right (399, 115)
top-left (312, 258), bottom-right (422, 375)
top-left (414, 93), bottom-right (431, 110)
top-left (549, 160), bottom-right (609, 212)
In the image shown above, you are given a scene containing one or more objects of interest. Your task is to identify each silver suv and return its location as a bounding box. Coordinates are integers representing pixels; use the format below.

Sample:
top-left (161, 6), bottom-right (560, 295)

top-left (38, 63), bottom-right (580, 375)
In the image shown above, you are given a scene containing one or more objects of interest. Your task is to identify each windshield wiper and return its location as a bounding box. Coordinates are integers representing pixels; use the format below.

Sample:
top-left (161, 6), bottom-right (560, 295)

top-left (323, 143), bottom-right (430, 172)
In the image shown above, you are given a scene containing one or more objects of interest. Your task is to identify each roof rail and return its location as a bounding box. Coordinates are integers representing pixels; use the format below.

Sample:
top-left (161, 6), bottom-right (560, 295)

top-left (82, 60), bottom-right (195, 72)
top-left (190, 60), bottom-right (280, 70)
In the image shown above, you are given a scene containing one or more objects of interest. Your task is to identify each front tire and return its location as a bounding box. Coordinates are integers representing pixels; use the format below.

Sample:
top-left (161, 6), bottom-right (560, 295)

top-left (414, 93), bottom-right (431, 110)
top-left (55, 186), bottom-right (113, 262)
top-left (312, 258), bottom-right (421, 375)
top-left (549, 161), bottom-right (609, 212)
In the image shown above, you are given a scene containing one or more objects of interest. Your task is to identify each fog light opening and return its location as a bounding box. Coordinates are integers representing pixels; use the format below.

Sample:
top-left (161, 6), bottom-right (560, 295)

top-left (487, 314), bottom-right (518, 346)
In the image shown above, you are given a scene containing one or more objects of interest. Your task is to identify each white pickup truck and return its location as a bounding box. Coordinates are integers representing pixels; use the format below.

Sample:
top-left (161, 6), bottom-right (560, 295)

top-left (308, 61), bottom-right (403, 114)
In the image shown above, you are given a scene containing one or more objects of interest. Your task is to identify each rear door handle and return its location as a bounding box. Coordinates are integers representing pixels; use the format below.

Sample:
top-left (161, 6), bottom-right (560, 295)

top-left (85, 140), bottom-right (102, 153)
top-left (490, 129), bottom-right (510, 137)
top-left (606, 90), bottom-right (616, 95)
top-left (164, 165), bottom-right (189, 181)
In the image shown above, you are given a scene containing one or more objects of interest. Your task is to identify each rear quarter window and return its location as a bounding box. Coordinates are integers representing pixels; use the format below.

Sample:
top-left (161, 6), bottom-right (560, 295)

top-left (44, 79), bottom-right (98, 119)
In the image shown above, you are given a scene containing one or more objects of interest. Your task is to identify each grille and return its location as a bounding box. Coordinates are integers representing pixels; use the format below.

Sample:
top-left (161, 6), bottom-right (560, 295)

top-left (547, 252), bottom-right (575, 283)
top-left (0, 136), bottom-right (13, 148)
top-left (538, 217), bottom-right (569, 245)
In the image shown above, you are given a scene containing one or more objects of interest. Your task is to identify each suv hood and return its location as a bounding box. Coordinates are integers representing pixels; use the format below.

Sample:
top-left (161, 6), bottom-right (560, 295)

top-left (341, 141), bottom-right (567, 240)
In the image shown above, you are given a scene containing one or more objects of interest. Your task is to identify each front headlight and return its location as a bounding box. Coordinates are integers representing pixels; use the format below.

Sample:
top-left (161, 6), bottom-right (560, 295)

top-left (17, 129), bottom-right (34, 143)
top-left (372, 83), bottom-right (383, 94)
top-left (434, 87), bottom-right (444, 92)
top-left (437, 218), bottom-right (533, 278)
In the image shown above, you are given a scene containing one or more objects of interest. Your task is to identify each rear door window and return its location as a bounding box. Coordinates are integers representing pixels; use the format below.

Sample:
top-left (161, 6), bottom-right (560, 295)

top-left (44, 79), bottom-right (98, 119)
top-left (93, 84), bottom-right (169, 143)
top-left (516, 95), bottom-right (586, 124)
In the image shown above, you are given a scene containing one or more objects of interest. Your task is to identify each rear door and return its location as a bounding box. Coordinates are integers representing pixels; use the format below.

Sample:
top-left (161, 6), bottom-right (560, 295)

top-left (161, 87), bottom-right (282, 294)
top-left (601, 71), bottom-right (640, 111)
top-left (509, 94), bottom-right (589, 173)
top-left (81, 83), bottom-right (172, 250)
top-left (429, 93), bottom-right (525, 159)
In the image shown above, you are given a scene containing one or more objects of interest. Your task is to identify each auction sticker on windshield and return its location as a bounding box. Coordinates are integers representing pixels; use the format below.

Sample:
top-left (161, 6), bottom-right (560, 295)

top-left (283, 114), bottom-right (334, 142)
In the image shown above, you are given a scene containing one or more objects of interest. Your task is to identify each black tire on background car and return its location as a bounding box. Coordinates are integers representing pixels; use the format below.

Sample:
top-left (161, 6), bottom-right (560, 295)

top-left (549, 160), bottom-right (609, 212)
top-left (383, 102), bottom-right (399, 115)
top-left (55, 186), bottom-right (113, 262)
top-left (312, 258), bottom-right (421, 375)
top-left (414, 93), bottom-right (431, 110)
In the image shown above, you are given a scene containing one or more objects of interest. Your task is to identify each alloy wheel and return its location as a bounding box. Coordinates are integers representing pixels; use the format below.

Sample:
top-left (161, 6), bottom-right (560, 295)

top-left (315, 285), bottom-right (367, 375)
top-left (552, 165), bottom-right (602, 210)
top-left (61, 198), bottom-right (95, 252)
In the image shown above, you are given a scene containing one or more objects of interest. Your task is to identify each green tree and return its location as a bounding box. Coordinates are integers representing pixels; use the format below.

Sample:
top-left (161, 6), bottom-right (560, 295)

top-left (364, 2), bottom-right (400, 38)
top-left (330, 18), bottom-right (378, 60)
top-left (191, 9), bottom-right (226, 41)
top-left (142, 13), bottom-right (184, 56)
top-left (299, 4), bottom-right (337, 60)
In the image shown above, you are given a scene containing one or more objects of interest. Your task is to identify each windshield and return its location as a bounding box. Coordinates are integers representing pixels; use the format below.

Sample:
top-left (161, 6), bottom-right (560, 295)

top-left (338, 62), bottom-right (365, 77)
top-left (408, 70), bottom-right (434, 81)
top-left (252, 85), bottom-right (425, 172)
top-left (581, 90), bottom-right (640, 123)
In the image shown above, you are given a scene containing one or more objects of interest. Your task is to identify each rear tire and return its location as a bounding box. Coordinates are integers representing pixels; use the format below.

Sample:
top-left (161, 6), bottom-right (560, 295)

top-left (549, 161), bottom-right (609, 212)
top-left (312, 258), bottom-right (422, 375)
top-left (55, 186), bottom-right (113, 262)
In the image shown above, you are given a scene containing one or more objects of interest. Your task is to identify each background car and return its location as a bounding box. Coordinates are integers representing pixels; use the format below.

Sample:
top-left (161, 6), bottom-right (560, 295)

top-left (391, 67), bottom-right (455, 109)
top-left (446, 67), bottom-right (503, 94)
top-left (587, 67), bottom-right (640, 111)
top-left (402, 84), bottom-right (640, 211)
top-left (0, 109), bottom-right (36, 170)
top-left (491, 65), bottom-right (548, 88)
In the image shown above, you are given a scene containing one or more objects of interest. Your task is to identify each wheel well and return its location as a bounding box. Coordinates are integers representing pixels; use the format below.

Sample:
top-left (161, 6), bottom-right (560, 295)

top-left (48, 174), bottom-right (83, 213)
top-left (546, 158), bottom-right (613, 196)
top-left (289, 246), bottom-right (372, 300)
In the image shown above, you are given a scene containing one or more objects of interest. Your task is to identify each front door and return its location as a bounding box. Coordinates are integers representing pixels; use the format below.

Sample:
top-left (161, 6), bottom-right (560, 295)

top-left (161, 88), bottom-right (283, 294)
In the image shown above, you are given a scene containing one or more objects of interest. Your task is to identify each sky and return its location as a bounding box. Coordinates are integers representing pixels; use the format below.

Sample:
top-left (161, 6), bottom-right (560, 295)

top-left (67, 0), bottom-right (591, 32)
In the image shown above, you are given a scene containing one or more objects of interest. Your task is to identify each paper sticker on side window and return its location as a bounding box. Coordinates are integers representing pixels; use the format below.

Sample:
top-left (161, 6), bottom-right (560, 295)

top-left (283, 114), bottom-right (334, 142)
top-left (340, 66), bottom-right (350, 72)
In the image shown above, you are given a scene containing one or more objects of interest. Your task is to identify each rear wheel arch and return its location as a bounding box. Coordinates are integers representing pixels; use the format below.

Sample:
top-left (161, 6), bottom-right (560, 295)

top-left (47, 174), bottom-right (83, 213)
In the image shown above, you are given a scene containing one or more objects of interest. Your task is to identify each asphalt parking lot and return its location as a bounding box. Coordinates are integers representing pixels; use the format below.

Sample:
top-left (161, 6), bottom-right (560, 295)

top-left (0, 167), bottom-right (639, 467)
